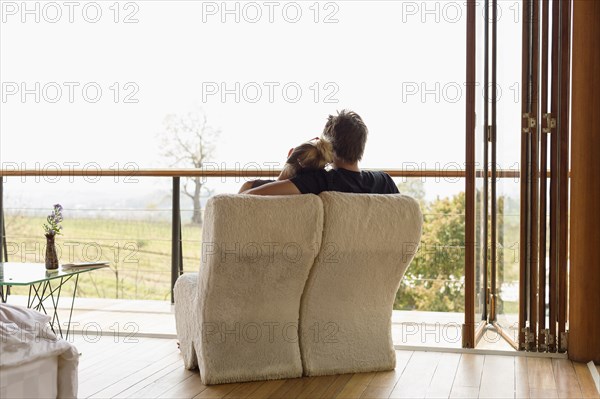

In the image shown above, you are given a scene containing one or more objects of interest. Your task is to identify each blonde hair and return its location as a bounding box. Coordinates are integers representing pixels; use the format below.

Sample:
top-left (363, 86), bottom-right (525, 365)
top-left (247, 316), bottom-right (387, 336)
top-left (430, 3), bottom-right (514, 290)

top-left (282, 138), bottom-right (333, 178)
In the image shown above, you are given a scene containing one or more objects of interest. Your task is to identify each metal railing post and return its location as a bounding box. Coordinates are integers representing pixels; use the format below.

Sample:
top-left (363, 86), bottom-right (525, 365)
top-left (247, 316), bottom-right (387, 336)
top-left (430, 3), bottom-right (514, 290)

top-left (179, 212), bottom-right (183, 275)
top-left (171, 177), bottom-right (181, 304)
top-left (0, 177), bottom-right (5, 262)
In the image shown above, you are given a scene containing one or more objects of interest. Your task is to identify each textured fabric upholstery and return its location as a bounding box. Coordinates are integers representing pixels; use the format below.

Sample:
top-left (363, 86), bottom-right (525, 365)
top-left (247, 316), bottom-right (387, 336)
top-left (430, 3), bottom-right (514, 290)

top-left (299, 192), bottom-right (423, 376)
top-left (175, 192), bottom-right (422, 383)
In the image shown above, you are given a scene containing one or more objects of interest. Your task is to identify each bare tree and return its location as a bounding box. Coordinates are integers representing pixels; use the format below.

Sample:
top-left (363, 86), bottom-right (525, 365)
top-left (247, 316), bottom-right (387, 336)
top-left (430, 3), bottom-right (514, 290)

top-left (161, 111), bottom-right (219, 226)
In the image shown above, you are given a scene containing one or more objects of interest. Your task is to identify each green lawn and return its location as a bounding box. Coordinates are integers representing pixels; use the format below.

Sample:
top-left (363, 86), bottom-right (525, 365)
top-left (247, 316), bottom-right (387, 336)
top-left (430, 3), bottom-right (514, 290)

top-left (5, 212), bottom-right (519, 313)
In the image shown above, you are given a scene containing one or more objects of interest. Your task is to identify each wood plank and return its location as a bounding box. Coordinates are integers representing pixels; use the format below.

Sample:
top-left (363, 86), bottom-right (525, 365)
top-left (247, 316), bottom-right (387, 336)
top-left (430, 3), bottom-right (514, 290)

top-left (451, 353), bottom-right (485, 390)
top-left (389, 351), bottom-right (441, 398)
top-left (70, 334), bottom-right (111, 356)
top-left (272, 377), bottom-right (314, 399)
top-left (78, 336), bottom-right (176, 373)
top-left (223, 381), bottom-right (265, 398)
top-left (527, 357), bottom-right (556, 390)
top-left (515, 356), bottom-right (530, 399)
top-left (361, 372), bottom-right (401, 399)
top-left (155, 373), bottom-right (207, 398)
top-left (318, 374), bottom-right (354, 399)
top-left (77, 335), bottom-right (153, 373)
top-left (79, 339), bottom-right (176, 398)
top-left (194, 383), bottom-right (240, 399)
top-left (530, 388), bottom-right (558, 398)
top-left (573, 362), bottom-right (600, 399)
top-left (266, 378), bottom-right (304, 399)
top-left (552, 358), bottom-right (582, 398)
top-left (70, 337), bottom-right (114, 366)
top-left (358, 386), bottom-right (390, 399)
top-left (90, 351), bottom-right (181, 398)
top-left (478, 355), bottom-right (515, 399)
top-left (425, 353), bottom-right (461, 398)
top-left (449, 386), bottom-right (479, 399)
top-left (296, 375), bottom-right (338, 399)
top-left (361, 351), bottom-right (413, 399)
top-left (335, 372), bottom-right (376, 398)
top-left (246, 380), bottom-right (287, 399)
top-left (78, 338), bottom-right (174, 382)
top-left (123, 361), bottom-right (196, 398)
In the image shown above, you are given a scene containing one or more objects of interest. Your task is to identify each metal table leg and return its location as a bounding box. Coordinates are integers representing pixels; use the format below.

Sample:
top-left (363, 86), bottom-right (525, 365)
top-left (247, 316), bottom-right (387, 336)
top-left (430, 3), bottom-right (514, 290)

top-left (24, 274), bottom-right (77, 339)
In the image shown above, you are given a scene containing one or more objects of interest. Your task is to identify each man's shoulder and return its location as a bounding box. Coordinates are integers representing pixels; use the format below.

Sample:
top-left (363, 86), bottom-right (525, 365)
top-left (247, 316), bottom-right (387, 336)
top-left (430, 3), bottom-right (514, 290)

top-left (364, 170), bottom-right (390, 177)
top-left (364, 170), bottom-right (398, 194)
top-left (361, 169), bottom-right (394, 181)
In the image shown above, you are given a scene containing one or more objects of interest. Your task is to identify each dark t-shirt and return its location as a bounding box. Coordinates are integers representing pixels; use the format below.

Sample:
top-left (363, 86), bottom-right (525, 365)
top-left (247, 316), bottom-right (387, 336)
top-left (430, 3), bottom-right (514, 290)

top-left (290, 168), bottom-right (399, 195)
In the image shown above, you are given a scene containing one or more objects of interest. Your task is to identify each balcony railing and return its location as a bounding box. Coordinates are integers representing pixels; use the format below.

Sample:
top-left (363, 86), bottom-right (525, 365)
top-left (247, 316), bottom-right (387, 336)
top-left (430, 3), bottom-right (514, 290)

top-left (0, 168), bottom-right (520, 304)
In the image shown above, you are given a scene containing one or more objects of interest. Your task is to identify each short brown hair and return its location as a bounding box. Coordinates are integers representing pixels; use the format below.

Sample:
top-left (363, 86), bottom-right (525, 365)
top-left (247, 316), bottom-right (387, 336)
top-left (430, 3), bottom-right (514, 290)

top-left (322, 110), bottom-right (368, 163)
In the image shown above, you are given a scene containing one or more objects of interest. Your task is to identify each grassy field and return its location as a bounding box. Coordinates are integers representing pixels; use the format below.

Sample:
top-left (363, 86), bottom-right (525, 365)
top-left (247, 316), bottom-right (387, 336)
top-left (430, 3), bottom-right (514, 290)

top-left (5, 214), bottom-right (202, 300)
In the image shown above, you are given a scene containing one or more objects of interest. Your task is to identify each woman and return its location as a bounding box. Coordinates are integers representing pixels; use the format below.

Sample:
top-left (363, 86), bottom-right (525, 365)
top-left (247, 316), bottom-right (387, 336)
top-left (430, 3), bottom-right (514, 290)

top-left (239, 137), bottom-right (333, 193)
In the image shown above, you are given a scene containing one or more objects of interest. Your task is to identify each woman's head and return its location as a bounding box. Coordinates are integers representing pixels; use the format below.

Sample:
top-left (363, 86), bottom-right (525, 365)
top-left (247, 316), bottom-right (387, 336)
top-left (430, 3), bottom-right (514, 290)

top-left (280, 138), bottom-right (333, 180)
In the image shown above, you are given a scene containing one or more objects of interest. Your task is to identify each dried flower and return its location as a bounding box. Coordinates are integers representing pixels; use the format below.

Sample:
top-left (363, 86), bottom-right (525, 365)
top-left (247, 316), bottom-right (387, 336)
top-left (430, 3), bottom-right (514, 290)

top-left (43, 204), bottom-right (64, 236)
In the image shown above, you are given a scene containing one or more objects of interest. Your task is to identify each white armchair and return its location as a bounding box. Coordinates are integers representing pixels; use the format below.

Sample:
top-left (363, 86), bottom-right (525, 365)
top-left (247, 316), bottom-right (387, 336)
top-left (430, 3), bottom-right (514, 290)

top-left (174, 192), bottom-right (422, 384)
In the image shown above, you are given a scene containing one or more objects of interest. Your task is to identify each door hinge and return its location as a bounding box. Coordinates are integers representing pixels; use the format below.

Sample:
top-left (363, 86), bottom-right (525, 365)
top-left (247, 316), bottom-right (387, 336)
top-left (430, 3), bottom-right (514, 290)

top-left (559, 331), bottom-right (569, 352)
top-left (521, 326), bottom-right (535, 350)
top-left (522, 113), bottom-right (536, 133)
top-left (486, 125), bottom-right (494, 142)
top-left (542, 113), bottom-right (556, 133)
top-left (539, 329), bottom-right (551, 352)
top-left (548, 332), bottom-right (555, 347)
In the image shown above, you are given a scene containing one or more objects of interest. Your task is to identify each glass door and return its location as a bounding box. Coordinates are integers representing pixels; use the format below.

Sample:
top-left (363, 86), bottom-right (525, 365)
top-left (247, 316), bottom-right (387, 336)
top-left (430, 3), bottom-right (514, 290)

top-left (466, 0), bottom-right (522, 349)
top-left (465, 0), bottom-right (491, 348)
top-left (491, 0), bottom-right (523, 348)
top-left (473, 0), bottom-right (488, 340)
top-left (466, 0), bottom-right (572, 351)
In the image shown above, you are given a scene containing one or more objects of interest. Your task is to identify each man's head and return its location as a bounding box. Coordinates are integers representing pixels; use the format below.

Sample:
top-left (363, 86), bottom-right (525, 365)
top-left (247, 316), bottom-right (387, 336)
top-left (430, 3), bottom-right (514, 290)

top-left (322, 110), bottom-right (368, 164)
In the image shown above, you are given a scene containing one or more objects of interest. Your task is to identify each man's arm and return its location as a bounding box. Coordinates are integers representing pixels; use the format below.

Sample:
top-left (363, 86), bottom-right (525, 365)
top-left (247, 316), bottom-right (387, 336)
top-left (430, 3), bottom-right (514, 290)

top-left (241, 180), bottom-right (301, 196)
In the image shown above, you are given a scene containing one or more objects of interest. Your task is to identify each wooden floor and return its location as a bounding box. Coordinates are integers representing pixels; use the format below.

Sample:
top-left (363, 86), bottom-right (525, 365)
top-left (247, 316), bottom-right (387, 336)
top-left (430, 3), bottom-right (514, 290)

top-left (73, 335), bottom-right (600, 399)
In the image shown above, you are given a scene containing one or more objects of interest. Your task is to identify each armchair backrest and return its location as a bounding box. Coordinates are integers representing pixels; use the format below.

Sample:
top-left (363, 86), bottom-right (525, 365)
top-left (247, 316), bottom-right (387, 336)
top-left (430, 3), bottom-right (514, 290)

top-left (299, 192), bottom-right (423, 376)
top-left (195, 194), bottom-right (324, 384)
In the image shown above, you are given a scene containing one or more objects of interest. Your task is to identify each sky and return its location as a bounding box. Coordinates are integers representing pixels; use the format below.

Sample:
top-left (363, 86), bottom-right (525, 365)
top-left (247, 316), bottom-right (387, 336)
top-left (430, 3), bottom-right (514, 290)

top-left (0, 0), bottom-right (523, 213)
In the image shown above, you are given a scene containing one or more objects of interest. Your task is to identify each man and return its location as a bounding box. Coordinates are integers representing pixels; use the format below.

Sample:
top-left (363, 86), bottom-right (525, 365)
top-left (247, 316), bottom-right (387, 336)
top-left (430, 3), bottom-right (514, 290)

top-left (242, 110), bottom-right (399, 195)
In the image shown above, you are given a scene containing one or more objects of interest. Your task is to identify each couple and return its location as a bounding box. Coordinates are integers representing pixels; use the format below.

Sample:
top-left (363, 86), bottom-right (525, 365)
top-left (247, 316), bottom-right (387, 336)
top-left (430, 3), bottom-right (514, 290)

top-left (239, 110), bottom-right (399, 195)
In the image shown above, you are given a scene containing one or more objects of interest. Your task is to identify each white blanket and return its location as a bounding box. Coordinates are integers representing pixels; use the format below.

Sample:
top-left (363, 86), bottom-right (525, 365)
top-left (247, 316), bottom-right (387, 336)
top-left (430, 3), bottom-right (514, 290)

top-left (0, 303), bottom-right (79, 398)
